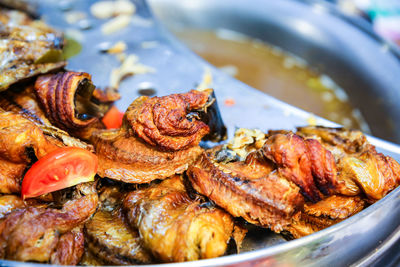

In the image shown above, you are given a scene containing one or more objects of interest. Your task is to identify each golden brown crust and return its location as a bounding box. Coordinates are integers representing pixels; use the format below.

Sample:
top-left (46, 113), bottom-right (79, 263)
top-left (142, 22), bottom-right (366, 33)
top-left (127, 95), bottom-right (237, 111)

top-left (188, 151), bottom-right (304, 232)
top-left (263, 133), bottom-right (323, 202)
top-left (123, 175), bottom-right (235, 262)
top-left (0, 159), bottom-right (25, 194)
top-left (0, 111), bottom-right (59, 163)
top-left (125, 90), bottom-right (210, 151)
top-left (34, 72), bottom-right (99, 132)
top-left (0, 195), bottom-right (26, 219)
top-left (85, 210), bottom-right (152, 264)
top-left (287, 195), bottom-right (365, 238)
top-left (92, 89), bottom-right (220, 184)
top-left (50, 227), bottom-right (85, 265)
top-left (0, 185), bottom-right (98, 262)
top-left (92, 129), bottom-right (203, 183)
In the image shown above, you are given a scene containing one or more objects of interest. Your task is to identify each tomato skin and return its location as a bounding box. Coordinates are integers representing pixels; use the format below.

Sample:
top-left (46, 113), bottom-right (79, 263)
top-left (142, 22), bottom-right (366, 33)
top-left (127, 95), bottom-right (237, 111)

top-left (21, 147), bottom-right (98, 199)
top-left (102, 106), bottom-right (124, 129)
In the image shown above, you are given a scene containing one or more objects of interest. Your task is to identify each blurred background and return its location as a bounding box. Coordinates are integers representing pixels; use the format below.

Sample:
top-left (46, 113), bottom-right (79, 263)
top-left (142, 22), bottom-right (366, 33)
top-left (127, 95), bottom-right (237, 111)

top-left (148, 0), bottom-right (400, 143)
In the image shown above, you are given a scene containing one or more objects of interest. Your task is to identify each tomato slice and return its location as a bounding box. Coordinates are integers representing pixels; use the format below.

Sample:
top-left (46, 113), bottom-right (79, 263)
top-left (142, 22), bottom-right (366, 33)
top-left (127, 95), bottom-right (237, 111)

top-left (21, 147), bottom-right (98, 199)
top-left (102, 106), bottom-right (124, 129)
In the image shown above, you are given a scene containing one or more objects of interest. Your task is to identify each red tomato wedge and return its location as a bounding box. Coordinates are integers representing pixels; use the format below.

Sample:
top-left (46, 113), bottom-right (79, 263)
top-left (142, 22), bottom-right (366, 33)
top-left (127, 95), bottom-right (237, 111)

top-left (21, 147), bottom-right (98, 199)
top-left (102, 106), bottom-right (124, 129)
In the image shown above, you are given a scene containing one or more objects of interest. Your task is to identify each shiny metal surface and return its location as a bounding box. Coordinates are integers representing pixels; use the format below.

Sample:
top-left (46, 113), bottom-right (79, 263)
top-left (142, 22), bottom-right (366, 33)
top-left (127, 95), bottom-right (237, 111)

top-left (2, 0), bottom-right (400, 266)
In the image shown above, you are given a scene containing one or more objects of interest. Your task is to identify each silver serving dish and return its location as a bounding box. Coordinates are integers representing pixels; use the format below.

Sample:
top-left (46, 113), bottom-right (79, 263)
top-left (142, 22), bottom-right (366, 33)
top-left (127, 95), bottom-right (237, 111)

top-left (3, 0), bottom-right (400, 266)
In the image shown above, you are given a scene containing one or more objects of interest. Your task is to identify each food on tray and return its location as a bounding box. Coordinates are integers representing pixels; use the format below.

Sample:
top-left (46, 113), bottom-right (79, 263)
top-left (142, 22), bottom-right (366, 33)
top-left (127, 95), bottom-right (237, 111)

top-left (188, 126), bottom-right (400, 238)
top-left (0, 183), bottom-right (98, 264)
top-left (1, 3), bottom-right (400, 266)
top-left (92, 89), bottom-right (226, 184)
top-left (123, 175), bottom-right (239, 262)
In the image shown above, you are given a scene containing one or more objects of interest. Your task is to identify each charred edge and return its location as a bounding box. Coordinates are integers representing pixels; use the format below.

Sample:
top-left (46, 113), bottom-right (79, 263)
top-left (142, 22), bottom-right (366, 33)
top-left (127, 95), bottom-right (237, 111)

top-left (198, 91), bottom-right (227, 142)
top-left (74, 78), bottom-right (102, 120)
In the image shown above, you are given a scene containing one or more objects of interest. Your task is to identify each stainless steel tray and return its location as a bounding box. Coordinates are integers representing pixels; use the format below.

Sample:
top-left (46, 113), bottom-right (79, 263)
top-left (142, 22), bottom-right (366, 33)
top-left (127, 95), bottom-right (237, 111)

top-left (3, 0), bottom-right (400, 266)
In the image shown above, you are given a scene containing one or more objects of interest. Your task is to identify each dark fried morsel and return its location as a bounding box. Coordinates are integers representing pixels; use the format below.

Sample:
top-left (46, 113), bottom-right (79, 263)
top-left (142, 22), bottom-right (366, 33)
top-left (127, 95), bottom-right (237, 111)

top-left (93, 89), bottom-right (225, 184)
top-left (287, 195), bottom-right (365, 238)
top-left (85, 210), bottom-right (152, 265)
top-left (84, 185), bottom-right (152, 265)
top-left (188, 150), bottom-right (304, 232)
top-left (296, 126), bottom-right (367, 159)
top-left (0, 195), bottom-right (26, 219)
top-left (126, 89), bottom-right (212, 151)
top-left (263, 133), bottom-right (348, 202)
top-left (34, 71), bottom-right (105, 140)
top-left (0, 110), bottom-right (60, 193)
top-left (0, 183), bottom-right (98, 263)
top-left (338, 147), bottom-right (400, 202)
top-left (0, 9), bottom-right (66, 91)
top-left (297, 126), bottom-right (400, 201)
top-left (123, 175), bottom-right (237, 262)
top-left (50, 226), bottom-right (85, 265)
top-left (0, 110), bottom-right (59, 163)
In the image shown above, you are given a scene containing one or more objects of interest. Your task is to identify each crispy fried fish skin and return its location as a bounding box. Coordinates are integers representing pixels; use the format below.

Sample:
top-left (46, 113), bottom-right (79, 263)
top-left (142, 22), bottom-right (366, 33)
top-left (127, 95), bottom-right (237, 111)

top-left (92, 89), bottom-right (225, 184)
top-left (123, 175), bottom-right (235, 262)
top-left (92, 129), bottom-right (203, 183)
top-left (50, 226), bottom-right (85, 265)
top-left (0, 111), bottom-right (58, 163)
top-left (0, 159), bottom-right (25, 194)
top-left (0, 195), bottom-right (26, 219)
top-left (296, 126), bottom-right (400, 201)
top-left (0, 88), bottom-right (94, 151)
top-left (338, 147), bottom-right (400, 202)
top-left (85, 210), bottom-right (152, 265)
top-left (126, 90), bottom-right (212, 151)
top-left (263, 133), bottom-right (323, 202)
top-left (263, 133), bottom-right (351, 201)
top-left (0, 9), bottom-right (66, 91)
top-left (286, 195), bottom-right (365, 239)
top-left (188, 151), bottom-right (304, 232)
top-left (0, 183), bottom-right (98, 263)
top-left (34, 71), bottom-right (104, 139)
top-left (296, 126), bottom-right (367, 159)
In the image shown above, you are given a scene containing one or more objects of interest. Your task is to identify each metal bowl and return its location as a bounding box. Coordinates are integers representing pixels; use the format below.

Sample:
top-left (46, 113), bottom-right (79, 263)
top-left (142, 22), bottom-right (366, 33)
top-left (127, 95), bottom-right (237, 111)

top-left (149, 0), bottom-right (400, 144)
top-left (2, 0), bottom-right (400, 266)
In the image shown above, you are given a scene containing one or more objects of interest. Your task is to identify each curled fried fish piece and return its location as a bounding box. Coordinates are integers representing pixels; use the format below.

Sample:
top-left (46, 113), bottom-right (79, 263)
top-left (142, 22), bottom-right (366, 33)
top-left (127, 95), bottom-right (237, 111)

top-left (0, 9), bottom-right (65, 91)
top-left (34, 72), bottom-right (104, 138)
top-left (188, 150), bottom-right (304, 232)
top-left (92, 89), bottom-right (226, 183)
top-left (338, 147), bottom-right (400, 202)
top-left (123, 175), bottom-right (236, 262)
top-left (0, 183), bottom-right (98, 263)
top-left (126, 89), bottom-right (226, 151)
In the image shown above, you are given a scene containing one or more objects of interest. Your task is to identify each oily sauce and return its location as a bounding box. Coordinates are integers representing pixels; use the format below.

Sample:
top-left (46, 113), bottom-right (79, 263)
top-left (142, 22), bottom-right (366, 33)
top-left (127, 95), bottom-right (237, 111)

top-left (173, 29), bottom-right (369, 132)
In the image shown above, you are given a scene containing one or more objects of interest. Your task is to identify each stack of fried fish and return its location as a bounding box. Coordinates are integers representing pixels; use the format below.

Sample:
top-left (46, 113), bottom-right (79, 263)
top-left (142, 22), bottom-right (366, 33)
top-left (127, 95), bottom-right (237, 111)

top-left (0, 5), bottom-right (400, 266)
